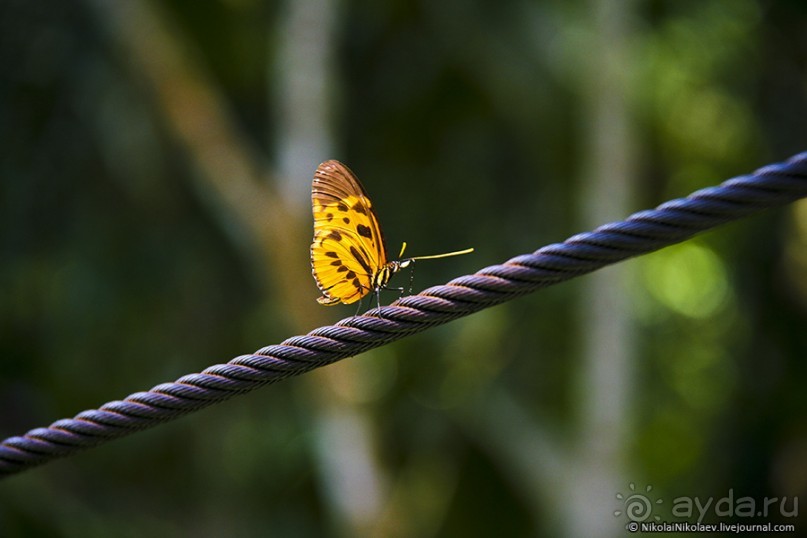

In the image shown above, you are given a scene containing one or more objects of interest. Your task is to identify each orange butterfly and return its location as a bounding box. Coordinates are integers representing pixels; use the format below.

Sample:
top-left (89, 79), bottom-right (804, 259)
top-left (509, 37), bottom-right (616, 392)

top-left (310, 160), bottom-right (473, 306)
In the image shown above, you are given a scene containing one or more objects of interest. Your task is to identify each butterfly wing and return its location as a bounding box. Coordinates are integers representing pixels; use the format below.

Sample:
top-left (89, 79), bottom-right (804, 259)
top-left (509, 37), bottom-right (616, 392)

top-left (310, 160), bottom-right (388, 305)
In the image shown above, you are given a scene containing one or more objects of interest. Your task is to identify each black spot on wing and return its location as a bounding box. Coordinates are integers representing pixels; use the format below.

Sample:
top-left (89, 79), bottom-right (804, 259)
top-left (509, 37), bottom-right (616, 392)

top-left (357, 224), bottom-right (372, 239)
top-left (327, 230), bottom-right (342, 242)
top-left (350, 245), bottom-right (374, 275)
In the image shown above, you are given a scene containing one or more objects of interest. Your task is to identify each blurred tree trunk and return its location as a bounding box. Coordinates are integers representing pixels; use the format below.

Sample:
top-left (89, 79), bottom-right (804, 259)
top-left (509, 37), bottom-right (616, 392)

top-left (83, 0), bottom-right (312, 328)
top-left (85, 1), bottom-right (388, 535)
top-left (274, 1), bottom-right (387, 536)
top-left (566, 0), bottom-right (637, 536)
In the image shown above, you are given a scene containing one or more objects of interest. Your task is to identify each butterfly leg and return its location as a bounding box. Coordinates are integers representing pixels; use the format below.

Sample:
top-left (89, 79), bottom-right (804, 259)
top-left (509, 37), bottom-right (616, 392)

top-left (388, 261), bottom-right (416, 301)
top-left (390, 286), bottom-right (407, 300)
top-left (407, 260), bottom-right (416, 295)
top-left (376, 285), bottom-right (407, 305)
top-left (380, 261), bottom-right (416, 303)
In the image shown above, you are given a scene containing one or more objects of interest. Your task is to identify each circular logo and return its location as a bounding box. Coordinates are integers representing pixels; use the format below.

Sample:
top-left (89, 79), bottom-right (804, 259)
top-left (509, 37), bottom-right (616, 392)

top-left (614, 483), bottom-right (663, 527)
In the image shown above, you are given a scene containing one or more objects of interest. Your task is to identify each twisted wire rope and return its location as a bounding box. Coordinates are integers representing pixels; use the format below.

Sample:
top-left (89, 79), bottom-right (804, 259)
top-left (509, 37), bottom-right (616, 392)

top-left (2, 152), bottom-right (807, 477)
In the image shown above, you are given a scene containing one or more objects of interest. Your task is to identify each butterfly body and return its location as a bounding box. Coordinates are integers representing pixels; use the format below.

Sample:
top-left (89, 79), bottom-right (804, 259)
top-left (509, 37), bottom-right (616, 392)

top-left (310, 160), bottom-right (472, 306)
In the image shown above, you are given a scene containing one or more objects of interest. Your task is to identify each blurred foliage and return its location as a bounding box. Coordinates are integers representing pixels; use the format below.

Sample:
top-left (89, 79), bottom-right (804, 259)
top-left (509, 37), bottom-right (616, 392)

top-left (1, 0), bottom-right (806, 536)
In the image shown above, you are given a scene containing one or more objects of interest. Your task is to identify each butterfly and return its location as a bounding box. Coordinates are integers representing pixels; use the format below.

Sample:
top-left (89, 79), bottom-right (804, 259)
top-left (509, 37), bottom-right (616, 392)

top-left (310, 160), bottom-right (473, 307)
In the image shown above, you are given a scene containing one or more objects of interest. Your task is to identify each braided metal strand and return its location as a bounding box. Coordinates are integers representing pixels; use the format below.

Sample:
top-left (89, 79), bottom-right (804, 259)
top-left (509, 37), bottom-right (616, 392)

top-left (2, 152), bottom-right (807, 477)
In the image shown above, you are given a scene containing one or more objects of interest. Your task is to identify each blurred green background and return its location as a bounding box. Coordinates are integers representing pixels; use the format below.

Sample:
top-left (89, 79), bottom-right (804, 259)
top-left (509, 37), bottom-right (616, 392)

top-left (1, 0), bottom-right (806, 536)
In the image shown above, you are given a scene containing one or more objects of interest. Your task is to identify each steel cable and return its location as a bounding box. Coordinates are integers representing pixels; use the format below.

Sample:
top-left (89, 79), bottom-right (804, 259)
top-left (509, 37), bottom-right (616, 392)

top-left (2, 152), bottom-right (807, 477)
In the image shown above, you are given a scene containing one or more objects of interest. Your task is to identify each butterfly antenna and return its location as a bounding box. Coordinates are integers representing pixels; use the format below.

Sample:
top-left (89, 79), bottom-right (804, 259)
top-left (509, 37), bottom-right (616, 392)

top-left (398, 242), bottom-right (408, 258)
top-left (407, 247), bottom-right (474, 262)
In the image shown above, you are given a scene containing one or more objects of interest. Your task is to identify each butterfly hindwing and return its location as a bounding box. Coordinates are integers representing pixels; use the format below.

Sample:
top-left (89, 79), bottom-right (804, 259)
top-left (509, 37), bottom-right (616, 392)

top-left (311, 160), bottom-right (388, 305)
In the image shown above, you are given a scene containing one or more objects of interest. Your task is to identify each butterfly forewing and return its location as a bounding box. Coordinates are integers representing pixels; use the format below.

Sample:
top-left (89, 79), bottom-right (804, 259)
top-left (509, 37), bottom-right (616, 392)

top-left (311, 160), bottom-right (388, 305)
